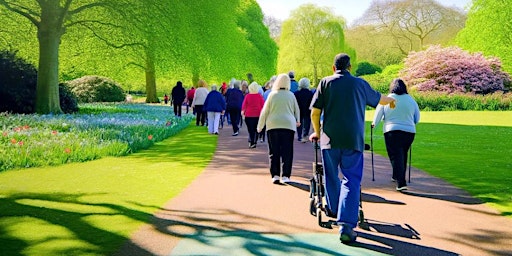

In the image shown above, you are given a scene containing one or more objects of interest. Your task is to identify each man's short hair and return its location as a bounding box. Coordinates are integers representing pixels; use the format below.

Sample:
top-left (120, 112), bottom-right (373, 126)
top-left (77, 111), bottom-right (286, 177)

top-left (288, 71), bottom-right (295, 79)
top-left (334, 53), bottom-right (351, 71)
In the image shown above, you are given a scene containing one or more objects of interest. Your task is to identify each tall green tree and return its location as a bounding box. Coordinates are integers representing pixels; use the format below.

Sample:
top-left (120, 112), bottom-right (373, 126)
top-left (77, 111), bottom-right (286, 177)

top-left (0, 0), bottom-right (118, 114)
top-left (455, 0), bottom-right (512, 73)
top-left (278, 4), bottom-right (353, 85)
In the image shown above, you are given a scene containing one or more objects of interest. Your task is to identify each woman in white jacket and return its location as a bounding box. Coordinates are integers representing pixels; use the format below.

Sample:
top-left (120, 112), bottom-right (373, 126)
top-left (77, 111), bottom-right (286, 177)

top-left (192, 80), bottom-right (209, 126)
top-left (372, 78), bottom-right (420, 191)
top-left (257, 73), bottom-right (300, 184)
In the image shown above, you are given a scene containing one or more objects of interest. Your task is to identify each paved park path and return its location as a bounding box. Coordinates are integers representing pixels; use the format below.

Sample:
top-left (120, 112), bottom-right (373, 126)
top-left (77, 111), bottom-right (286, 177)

top-left (117, 125), bottom-right (512, 256)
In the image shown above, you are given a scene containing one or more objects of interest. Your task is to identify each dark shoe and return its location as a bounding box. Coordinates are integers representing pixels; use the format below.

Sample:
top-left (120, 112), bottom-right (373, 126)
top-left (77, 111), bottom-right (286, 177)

top-left (396, 186), bottom-right (408, 191)
top-left (232, 132), bottom-right (239, 136)
top-left (340, 230), bottom-right (357, 244)
top-left (214, 132), bottom-right (219, 135)
top-left (249, 144), bottom-right (256, 149)
top-left (339, 224), bottom-right (357, 244)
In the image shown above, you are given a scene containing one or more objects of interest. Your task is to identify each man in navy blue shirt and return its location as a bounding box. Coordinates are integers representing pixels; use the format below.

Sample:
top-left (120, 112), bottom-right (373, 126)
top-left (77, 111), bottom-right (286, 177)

top-left (309, 53), bottom-right (395, 244)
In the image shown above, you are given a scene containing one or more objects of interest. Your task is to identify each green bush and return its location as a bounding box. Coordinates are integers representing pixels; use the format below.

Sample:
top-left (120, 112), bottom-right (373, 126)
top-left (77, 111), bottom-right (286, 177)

top-left (413, 91), bottom-right (512, 111)
top-left (66, 75), bottom-right (126, 103)
top-left (58, 83), bottom-right (79, 113)
top-left (356, 61), bottom-right (382, 76)
top-left (0, 50), bottom-right (37, 113)
top-left (361, 65), bottom-right (402, 94)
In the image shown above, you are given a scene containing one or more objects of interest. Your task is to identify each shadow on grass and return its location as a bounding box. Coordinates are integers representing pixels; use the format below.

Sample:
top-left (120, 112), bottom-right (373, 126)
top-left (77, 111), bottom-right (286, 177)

top-left (0, 192), bottom-right (154, 256)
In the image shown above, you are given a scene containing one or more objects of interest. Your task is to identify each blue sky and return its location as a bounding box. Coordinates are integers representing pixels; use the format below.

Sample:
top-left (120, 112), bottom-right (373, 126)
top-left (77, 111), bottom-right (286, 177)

top-left (256, 0), bottom-right (472, 25)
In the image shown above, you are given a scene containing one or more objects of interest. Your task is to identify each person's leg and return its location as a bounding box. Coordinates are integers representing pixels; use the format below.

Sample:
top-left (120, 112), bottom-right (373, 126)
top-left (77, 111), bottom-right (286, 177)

top-left (303, 113), bottom-right (311, 139)
top-left (338, 150), bottom-right (364, 231)
top-left (173, 103), bottom-right (178, 116)
top-left (267, 129), bottom-right (281, 179)
top-left (384, 131), bottom-right (402, 183)
top-left (297, 114), bottom-right (304, 140)
top-left (207, 112), bottom-right (215, 133)
top-left (177, 102), bottom-right (182, 117)
top-left (281, 129), bottom-right (295, 178)
top-left (245, 117), bottom-right (257, 146)
top-left (213, 112), bottom-right (221, 134)
top-left (230, 109), bottom-right (240, 134)
top-left (199, 107), bottom-right (206, 126)
top-left (401, 132), bottom-right (416, 184)
top-left (321, 148), bottom-right (342, 216)
top-left (194, 105), bottom-right (203, 126)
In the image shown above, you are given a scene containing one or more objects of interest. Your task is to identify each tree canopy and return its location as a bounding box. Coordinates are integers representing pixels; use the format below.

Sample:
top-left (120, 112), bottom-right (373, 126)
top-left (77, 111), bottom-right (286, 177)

top-left (455, 0), bottom-right (512, 73)
top-left (277, 4), bottom-right (355, 86)
top-left (348, 0), bottom-right (466, 67)
top-left (0, 0), bottom-right (277, 112)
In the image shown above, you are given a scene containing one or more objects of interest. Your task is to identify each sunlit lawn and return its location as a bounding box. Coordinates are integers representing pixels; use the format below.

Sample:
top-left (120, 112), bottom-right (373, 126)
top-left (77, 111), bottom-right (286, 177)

top-left (366, 111), bottom-right (512, 216)
top-left (0, 125), bottom-right (217, 256)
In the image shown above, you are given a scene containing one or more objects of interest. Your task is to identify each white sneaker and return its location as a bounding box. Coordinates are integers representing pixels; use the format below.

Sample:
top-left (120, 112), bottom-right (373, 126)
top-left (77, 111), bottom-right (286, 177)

top-left (282, 177), bottom-right (291, 183)
top-left (272, 175), bottom-right (280, 184)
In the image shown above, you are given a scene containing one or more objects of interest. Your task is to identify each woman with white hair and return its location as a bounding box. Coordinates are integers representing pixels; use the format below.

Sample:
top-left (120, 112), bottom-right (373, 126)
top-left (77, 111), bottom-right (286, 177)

top-left (203, 84), bottom-right (226, 135)
top-left (191, 80), bottom-right (209, 126)
top-left (242, 82), bottom-right (265, 148)
top-left (294, 77), bottom-right (314, 142)
top-left (257, 73), bottom-right (301, 184)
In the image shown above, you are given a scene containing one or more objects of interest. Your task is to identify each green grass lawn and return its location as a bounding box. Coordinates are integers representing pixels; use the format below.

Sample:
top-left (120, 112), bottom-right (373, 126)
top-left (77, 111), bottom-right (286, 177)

top-left (367, 111), bottom-right (512, 215)
top-left (0, 124), bottom-right (217, 256)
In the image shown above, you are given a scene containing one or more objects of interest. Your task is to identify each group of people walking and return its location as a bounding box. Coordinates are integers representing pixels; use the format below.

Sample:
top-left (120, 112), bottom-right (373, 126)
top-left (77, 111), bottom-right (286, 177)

top-left (166, 52), bottom-right (420, 245)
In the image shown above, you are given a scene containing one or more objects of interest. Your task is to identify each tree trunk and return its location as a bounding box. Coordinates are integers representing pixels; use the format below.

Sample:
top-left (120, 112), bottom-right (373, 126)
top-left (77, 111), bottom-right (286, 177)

top-left (144, 49), bottom-right (159, 103)
top-left (35, 4), bottom-right (63, 114)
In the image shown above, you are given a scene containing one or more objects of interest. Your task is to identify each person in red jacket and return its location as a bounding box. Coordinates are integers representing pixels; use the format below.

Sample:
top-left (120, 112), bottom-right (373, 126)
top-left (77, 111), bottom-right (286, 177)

top-left (186, 86), bottom-right (196, 114)
top-left (242, 82), bottom-right (265, 148)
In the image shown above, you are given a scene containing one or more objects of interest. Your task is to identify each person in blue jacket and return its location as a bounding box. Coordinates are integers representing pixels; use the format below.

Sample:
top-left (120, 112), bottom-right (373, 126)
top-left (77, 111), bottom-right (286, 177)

top-left (203, 84), bottom-right (226, 135)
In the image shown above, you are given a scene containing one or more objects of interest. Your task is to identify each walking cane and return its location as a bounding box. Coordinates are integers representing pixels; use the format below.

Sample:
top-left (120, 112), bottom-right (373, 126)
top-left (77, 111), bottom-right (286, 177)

top-left (408, 145), bottom-right (412, 183)
top-left (371, 125), bottom-right (375, 181)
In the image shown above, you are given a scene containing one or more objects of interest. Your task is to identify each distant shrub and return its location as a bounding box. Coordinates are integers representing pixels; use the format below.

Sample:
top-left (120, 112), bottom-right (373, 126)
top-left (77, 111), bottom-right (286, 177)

top-left (361, 64), bottom-right (403, 94)
top-left (59, 83), bottom-right (78, 113)
top-left (0, 50), bottom-right (37, 113)
top-left (401, 45), bottom-right (510, 94)
top-left (66, 76), bottom-right (125, 103)
top-left (356, 61), bottom-right (382, 77)
top-left (412, 91), bottom-right (511, 111)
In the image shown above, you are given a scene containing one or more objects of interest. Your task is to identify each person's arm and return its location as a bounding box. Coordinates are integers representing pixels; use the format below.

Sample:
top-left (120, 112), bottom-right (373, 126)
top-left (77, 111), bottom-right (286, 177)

top-left (379, 95), bottom-right (396, 108)
top-left (372, 104), bottom-right (384, 128)
top-left (309, 107), bottom-right (322, 141)
top-left (257, 99), bottom-right (270, 133)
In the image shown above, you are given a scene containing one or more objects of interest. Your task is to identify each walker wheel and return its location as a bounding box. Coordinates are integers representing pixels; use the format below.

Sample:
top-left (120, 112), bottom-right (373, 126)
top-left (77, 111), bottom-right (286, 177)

top-left (359, 209), bottom-right (365, 224)
top-left (317, 208), bottom-right (323, 226)
top-left (310, 198), bottom-right (316, 216)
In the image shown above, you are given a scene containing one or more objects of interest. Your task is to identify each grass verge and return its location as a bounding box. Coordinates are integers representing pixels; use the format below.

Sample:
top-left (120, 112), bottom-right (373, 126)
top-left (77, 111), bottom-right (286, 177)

top-left (367, 111), bottom-right (512, 216)
top-left (0, 124), bottom-right (217, 256)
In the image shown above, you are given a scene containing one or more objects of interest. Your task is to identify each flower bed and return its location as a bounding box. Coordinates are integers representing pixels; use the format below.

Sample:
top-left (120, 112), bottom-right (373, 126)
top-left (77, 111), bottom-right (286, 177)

top-left (0, 103), bottom-right (192, 172)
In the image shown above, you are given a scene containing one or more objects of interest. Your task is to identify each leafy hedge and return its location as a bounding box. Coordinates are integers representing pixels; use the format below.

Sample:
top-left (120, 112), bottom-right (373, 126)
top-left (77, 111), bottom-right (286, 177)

top-left (412, 91), bottom-right (512, 111)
